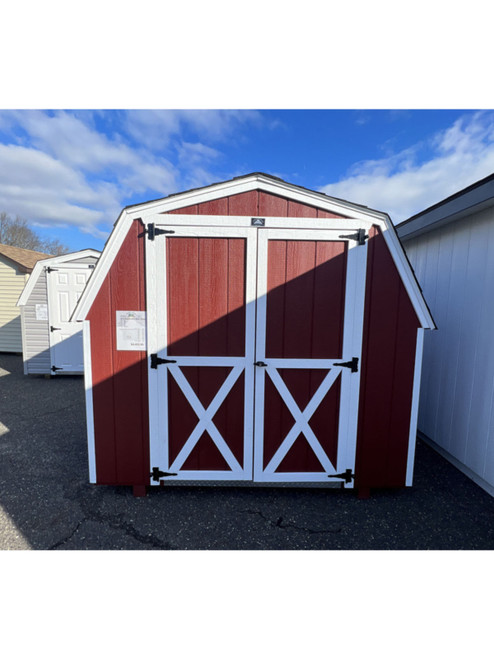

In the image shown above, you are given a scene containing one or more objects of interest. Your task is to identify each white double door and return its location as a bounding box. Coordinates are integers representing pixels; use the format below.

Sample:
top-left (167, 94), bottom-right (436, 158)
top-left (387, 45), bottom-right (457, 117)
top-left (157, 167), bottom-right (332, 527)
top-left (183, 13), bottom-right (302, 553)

top-left (147, 220), bottom-right (367, 485)
top-left (47, 264), bottom-right (93, 374)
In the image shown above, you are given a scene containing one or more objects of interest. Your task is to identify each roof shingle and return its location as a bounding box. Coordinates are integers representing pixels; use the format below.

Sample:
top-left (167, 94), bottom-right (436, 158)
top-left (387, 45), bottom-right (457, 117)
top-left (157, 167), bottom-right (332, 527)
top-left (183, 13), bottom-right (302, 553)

top-left (0, 243), bottom-right (52, 272)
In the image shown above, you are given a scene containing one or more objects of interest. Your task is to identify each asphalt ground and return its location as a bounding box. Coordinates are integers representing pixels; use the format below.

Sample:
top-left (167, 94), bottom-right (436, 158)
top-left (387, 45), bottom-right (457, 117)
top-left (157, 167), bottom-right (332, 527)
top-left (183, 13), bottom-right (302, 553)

top-left (0, 351), bottom-right (493, 550)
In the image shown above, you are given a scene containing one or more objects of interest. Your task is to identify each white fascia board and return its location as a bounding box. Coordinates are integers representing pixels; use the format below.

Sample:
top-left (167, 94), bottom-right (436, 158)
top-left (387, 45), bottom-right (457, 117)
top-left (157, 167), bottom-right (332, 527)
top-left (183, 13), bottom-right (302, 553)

top-left (125, 174), bottom-right (387, 225)
top-left (73, 174), bottom-right (435, 329)
top-left (16, 248), bottom-right (101, 307)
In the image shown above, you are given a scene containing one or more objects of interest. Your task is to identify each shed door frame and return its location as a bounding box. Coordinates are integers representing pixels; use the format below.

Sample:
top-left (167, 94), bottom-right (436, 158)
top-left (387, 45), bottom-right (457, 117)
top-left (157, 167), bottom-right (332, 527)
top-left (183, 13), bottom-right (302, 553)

top-left (146, 226), bottom-right (258, 481)
top-left (146, 216), bottom-right (369, 486)
top-left (253, 228), bottom-right (367, 484)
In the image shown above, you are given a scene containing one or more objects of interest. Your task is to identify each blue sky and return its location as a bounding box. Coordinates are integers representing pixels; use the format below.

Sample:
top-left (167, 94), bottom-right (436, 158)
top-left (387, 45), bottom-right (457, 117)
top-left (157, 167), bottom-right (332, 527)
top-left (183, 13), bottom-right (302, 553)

top-left (1, 109), bottom-right (493, 253)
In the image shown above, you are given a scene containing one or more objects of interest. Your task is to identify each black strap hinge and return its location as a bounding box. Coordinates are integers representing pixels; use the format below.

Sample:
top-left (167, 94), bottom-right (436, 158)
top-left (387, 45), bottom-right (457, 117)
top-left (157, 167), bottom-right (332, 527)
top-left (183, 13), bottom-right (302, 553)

top-left (151, 467), bottom-right (177, 482)
top-left (51, 365), bottom-right (62, 372)
top-left (50, 326), bottom-right (61, 332)
top-left (339, 228), bottom-right (368, 245)
top-left (328, 469), bottom-right (354, 483)
top-left (146, 222), bottom-right (175, 240)
top-left (150, 353), bottom-right (177, 369)
top-left (334, 357), bottom-right (359, 372)
top-left (45, 266), bottom-right (59, 273)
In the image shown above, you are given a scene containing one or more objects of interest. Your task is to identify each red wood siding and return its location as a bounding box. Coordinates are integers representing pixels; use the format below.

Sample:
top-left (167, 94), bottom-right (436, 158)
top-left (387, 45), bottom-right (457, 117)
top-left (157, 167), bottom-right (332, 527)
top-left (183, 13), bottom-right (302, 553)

top-left (355, 225), bottom-right (420, 488)
top-left (87, 219), bottom-right (149, 486)
top-left (167, 190), bottom-right (346, 218)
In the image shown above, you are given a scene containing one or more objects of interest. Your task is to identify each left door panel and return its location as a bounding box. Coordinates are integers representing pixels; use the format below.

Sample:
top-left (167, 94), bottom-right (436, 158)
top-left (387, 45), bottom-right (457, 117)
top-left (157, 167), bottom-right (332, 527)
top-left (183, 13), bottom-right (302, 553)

top-left (147, 227), bottom-right (257, 481)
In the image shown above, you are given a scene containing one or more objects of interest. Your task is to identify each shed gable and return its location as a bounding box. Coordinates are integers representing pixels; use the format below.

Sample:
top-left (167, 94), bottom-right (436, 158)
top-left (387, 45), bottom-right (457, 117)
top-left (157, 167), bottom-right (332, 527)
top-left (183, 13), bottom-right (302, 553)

top-left (166, 189), bottom-right (346, 219)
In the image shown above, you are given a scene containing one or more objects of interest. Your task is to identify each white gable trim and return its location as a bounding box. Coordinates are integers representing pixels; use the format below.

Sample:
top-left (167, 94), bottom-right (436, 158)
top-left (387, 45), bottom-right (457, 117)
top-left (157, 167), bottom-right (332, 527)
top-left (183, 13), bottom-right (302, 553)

top-left (17, 248), bottom-right (100, 307)
top-left (71, 175), bottom-right (435, 329)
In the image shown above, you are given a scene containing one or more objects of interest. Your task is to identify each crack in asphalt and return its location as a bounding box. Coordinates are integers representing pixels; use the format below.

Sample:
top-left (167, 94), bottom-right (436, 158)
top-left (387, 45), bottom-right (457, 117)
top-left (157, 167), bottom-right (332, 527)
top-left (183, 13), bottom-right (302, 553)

top-left (48, 489), bottom-right (176, 550)
top-left (49, 520), bottom-right (84, 549)
top-left (244, 510), bottom-right (342, 535)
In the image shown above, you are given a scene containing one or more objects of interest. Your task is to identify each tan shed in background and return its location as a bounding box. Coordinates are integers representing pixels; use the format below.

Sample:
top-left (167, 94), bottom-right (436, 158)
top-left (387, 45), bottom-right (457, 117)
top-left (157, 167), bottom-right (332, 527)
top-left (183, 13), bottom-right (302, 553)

top-left (0, 244), bottom-right (51, 353)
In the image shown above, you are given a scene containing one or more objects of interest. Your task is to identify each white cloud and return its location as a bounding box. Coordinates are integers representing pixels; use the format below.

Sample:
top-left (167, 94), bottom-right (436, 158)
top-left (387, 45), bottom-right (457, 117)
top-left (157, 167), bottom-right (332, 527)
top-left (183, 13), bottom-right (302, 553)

top-left (0, 143), bottom-right (116, 237)
top-left (0, 109), bottom-right (264, 242)
top-left (319, 111), bottom-right (494, 222)
top-left (124, 109), bottom-right (262, 149)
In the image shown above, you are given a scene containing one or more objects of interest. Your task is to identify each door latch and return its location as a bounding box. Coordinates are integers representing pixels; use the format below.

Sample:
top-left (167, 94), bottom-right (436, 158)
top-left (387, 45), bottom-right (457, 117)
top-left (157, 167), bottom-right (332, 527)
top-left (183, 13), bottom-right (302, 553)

top-left (254, 361), bottom-right (268, 367)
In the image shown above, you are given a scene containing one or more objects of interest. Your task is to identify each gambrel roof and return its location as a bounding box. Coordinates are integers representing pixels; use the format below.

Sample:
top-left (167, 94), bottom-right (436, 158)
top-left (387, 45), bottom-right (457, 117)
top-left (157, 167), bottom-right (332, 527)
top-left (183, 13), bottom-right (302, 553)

top-left (72, 172), bottom-right (435, 329)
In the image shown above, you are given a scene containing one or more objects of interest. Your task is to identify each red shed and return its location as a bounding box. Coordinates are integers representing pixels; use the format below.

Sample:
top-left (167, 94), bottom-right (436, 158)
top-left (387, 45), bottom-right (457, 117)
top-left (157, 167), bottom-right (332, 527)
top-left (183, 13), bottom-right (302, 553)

top-left (73, 173), bottom-right (435, 497)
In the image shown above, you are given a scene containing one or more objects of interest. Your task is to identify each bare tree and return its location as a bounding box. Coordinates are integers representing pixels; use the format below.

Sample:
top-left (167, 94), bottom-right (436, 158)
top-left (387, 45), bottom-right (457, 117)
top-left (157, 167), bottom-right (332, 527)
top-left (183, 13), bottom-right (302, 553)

top-left (0, 212), bottom-right (69, 255)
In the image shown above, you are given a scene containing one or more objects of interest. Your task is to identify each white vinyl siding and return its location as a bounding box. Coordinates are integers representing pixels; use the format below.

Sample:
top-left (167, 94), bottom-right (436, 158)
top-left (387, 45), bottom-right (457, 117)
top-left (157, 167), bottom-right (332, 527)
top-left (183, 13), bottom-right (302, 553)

top-left (21, 268), bottom-right (51, 373)
top-left (404, 205), bottom-right (494, 494)
top-left (0, 256), bottom-right (29, 352)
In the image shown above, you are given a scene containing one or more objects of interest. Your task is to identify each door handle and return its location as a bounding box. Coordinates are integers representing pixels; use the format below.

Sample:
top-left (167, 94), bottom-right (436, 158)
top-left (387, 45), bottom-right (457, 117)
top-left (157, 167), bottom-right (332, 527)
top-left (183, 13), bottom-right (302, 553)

top-left (254, 361), bottom-right (268, 367)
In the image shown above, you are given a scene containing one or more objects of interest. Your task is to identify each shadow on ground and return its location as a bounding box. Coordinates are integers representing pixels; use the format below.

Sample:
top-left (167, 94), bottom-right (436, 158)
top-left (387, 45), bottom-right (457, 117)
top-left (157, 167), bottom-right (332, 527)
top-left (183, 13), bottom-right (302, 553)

top-left (0, 352), bottom-right (493, 550)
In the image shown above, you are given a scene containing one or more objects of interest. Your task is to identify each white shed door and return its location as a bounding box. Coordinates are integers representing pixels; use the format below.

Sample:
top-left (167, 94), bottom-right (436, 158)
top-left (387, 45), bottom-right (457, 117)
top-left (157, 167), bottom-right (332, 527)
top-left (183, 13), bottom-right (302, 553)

top-left (47, 266), bottom-right (93, 374)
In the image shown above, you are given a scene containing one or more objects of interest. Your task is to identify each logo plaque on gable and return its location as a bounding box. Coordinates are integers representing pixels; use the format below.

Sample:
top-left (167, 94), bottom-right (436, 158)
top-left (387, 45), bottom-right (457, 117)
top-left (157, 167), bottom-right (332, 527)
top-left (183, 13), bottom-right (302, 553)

top-left (251, 217), bottom-right (265, 226)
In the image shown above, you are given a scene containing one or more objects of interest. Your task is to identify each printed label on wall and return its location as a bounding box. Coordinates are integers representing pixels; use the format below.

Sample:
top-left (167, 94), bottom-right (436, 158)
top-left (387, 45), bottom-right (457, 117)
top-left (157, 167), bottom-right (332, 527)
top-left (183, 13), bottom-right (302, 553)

top-left (116, 310), bottom-right (146, 350)
top-left (35, 304), bottom-right (48, 321)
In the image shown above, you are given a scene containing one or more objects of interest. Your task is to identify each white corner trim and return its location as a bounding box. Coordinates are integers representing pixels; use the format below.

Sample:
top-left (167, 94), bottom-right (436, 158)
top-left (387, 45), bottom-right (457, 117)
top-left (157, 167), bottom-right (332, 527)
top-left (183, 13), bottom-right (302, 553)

top-left (83, 320), bottom-right (96, 483)
top-left (406, 328), bottom-right (425, 486)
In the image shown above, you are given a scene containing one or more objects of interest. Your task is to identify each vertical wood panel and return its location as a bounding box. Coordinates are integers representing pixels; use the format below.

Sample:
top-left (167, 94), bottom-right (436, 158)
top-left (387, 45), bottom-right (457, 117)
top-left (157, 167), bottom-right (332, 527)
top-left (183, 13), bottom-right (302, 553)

top-left (227, 191), bottom-right (258, 215)
top-left (89, 219), bottom-right (149, 486)
top-left (198, 199), bottom-right (228, 215)
top-left (167, 238), bottom-right (199, 355)
top-left (88, 275), bottom-right (116, 483)
top-left (168, 205), bottom-right (198, 214)
top-left (355, 226), bottom-right (420, 488)
top-left (287, 200), bottom-right (317, 217)
top-left (258, 192), bottom-right (288, 216)
top-left (110, 220), bottom-right (148, 485)
top-left (312, 241), bottom-right (347, 358)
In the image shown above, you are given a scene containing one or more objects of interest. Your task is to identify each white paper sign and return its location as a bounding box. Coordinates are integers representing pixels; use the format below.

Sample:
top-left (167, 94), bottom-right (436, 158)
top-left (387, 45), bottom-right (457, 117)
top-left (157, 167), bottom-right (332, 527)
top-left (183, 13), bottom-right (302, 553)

top-left (35, 303), bottom-right (48, 321)
top-left (116, 310), bottom-right (146, 350)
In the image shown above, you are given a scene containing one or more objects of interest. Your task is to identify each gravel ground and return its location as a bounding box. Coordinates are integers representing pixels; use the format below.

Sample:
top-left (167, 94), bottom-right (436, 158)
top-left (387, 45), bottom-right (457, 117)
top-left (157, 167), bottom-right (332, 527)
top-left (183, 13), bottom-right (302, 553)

top-left (0, 352), bottom-right (493, 550)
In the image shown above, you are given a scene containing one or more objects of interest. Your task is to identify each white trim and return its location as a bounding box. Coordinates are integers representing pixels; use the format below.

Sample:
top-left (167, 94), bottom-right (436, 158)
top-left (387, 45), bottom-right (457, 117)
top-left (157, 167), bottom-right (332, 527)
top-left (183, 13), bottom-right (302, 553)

top-left (20, 305), bottom-right (29, 375)
top-left (337, 237), bottom-right (368, 487)
top-left (125, 175), bottom-right (386, 224)
top-left (406, 328), bottom-right (425, 486)
top-left (167, 365), bottom-right (244, 473)
top-left (17, 249), bottom-right (100, 307)
top-left (71, 175), bottom-right (434, 329)
top-left (262, 367), bottom-right (341, 475)
top-left (151, 214), bottom-right (373, 231)
top-left (83, 321), bottom-right (96, 483)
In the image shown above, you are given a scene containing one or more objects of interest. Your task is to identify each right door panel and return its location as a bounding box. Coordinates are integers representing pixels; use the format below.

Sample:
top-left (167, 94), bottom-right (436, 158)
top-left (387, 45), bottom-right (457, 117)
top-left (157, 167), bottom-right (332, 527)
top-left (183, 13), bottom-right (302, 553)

top-left (253, 229), bottom-right (367, 484)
